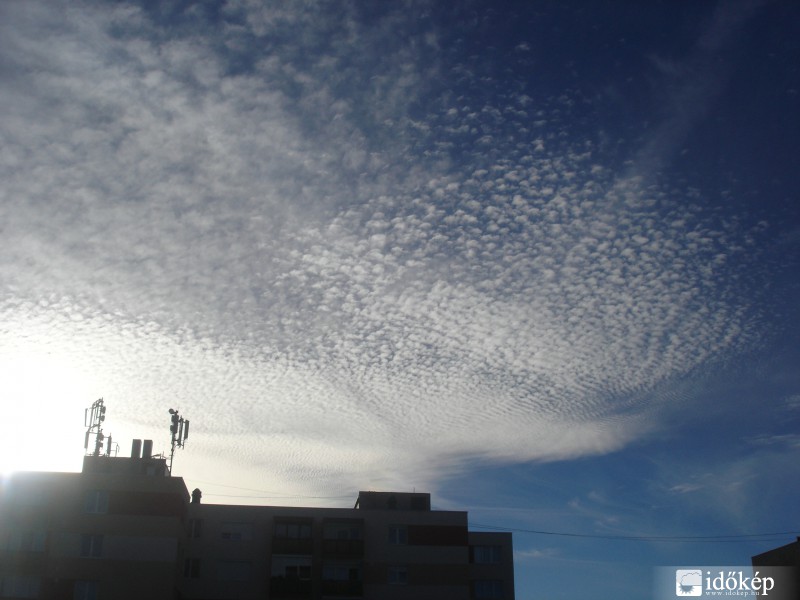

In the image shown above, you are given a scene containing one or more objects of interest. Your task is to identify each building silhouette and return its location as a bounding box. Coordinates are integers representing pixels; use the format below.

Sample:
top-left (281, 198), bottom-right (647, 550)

top-left (751, 537), bottom-right (800, 599)
top-left (1, 451), bottom-right (514, 600)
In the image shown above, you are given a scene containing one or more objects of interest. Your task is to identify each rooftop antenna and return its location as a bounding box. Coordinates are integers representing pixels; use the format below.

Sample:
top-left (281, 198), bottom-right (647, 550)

top-left (83, 398), bottom-right (112, 457)
top-left (167, 408), bottom-right (189, 474)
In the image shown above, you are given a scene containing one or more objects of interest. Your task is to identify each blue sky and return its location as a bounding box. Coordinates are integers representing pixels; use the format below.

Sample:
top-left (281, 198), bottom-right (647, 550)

top-left (1, 1), bottom-right (799, 598)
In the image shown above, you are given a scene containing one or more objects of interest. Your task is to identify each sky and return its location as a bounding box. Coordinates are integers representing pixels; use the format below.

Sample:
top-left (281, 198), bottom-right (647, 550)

top-left (1, 0), bottom-right (799, 598)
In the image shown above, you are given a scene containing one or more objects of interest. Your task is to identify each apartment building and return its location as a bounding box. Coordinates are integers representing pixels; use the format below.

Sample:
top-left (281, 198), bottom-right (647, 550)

top-left (0, 455), bottom-right (187, 600)
top-left (1, 453), bottom-right (514, 600)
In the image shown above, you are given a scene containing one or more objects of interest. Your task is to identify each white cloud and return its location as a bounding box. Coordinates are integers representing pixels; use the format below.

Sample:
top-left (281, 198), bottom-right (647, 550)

top-left (0, 1), bottom-right (778, 496)
top-left (514, 547), bottom-right (560, 562)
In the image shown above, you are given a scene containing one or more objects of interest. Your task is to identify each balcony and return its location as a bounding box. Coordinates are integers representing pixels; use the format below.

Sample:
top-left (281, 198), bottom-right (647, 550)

top-left (322, 538), bottom-right (364, 557)
top-left (269, 576), bottom-right (312, 599)
top-left (272, 537), bottom-right (314, 555)
top-left (321, 579), bottom-right (363, 597)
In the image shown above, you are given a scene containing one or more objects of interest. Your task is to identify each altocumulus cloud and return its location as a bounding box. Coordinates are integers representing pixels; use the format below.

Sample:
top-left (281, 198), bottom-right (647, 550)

top-left (0, 1), bottom-right (776, 493)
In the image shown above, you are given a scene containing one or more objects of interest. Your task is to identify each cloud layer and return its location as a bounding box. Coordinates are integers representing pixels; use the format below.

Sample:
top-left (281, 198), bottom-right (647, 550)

top-left (0, 1), bottom-right (782, 494)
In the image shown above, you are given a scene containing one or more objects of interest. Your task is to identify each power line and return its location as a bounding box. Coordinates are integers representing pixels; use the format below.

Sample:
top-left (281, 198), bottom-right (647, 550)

top-left (186, 478), bottom-right (353, 500)
top-left (469, 522), bottom-right (800, 543)
top-left (179, 480), bottom-right (800, 542)
top-left (205, 492), bottom-right (354, 500)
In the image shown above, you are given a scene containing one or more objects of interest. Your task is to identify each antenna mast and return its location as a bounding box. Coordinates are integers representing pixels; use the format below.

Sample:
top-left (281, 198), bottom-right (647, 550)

top-left (167, 408), bottom-right (189, 474)
top-left (84, 398), bottom-right (113, 456)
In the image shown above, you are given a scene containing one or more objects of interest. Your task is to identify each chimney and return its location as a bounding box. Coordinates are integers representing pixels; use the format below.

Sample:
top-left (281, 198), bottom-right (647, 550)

top-left (191, 488), bottom-right (202, 504)
top-left (142, 439), bottom-right (153, 459)
top-left (131, 439), bottom-right (142, 459)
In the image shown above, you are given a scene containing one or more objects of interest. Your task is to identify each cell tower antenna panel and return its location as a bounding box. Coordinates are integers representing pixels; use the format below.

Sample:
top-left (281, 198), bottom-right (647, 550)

top-left (166, 408), bottom-right (191, 475)
top-left (83, 398), bottom-right (111, 457)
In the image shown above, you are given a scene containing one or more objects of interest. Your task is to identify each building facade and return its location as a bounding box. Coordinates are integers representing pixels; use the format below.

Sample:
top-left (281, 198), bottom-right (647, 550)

top-left (751, 537), bottom-right (800, 599)
top-left (0, 456), bottom-right (187, 600)
top-left (1, 455), bottom-right (514, 600)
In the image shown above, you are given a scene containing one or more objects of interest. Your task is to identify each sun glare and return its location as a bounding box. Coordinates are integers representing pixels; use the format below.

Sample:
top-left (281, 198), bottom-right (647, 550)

top-left (0, 351), bottom-right (94, 475)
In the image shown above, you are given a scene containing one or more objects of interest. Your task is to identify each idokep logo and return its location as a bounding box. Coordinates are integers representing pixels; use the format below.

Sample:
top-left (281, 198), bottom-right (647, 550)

top-left (656, 566), bottom-right (794, 600)
top-left (675, 569), bottom-right (703, 596)
top-left (668, 567), bottom-right (779, 597)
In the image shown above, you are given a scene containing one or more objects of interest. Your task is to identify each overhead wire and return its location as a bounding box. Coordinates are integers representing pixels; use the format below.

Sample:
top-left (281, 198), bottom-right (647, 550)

top-left (469, 522), bottom-right (800, 543)
top-left (182, 479), bottom-right (800, 542)
top-left (205, 493), bottom-right (354, 500)
top-left (185, 478), bottom-right (353, 500)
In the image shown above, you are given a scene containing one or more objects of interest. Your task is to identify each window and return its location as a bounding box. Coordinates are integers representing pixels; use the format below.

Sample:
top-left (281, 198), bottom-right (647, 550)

top-left (0, 575), bottom-right (41, 599)
top-left (322, 563), bottom-right (363, 597)
top-left (273, 520), bottom-right (314, 554)
top-left (472, 544), bottom-right (502, 564)
top-left (323, 564), bottom-right (360, 581)
top-left (274, 522), bottom-right (312, 539)
top-left (388, 566), bottom-right (408, 585)
top-left (285, 565), bottom-right (311, 580)
top-left (184, 558), bottom-right (201, 578)
top-left (83, 490), bottom-right (109, 514)
top-left (474, 579), bottom-right (504, 599)
top-left (270, 555), bottom-right (312, 578)
top-left (388, 525), bottom-right (407, 545)
top-left (270, 556), bottom-right (312, 597)
top-left (2, 530), bottom-right (46, 553)
top-left (188, 518), bottom-right (202, 538)
top-left (80, 534), bottom-right (103, 558)
top-left (221, 522), bottom-right (252, 541)
top-left (73, 581), bottom-right (98, 600)
top-left (323, 522), bottom-right (362, 540)
top-left (323, 522), bottom-right (365, 554)
top-left (216, 560), bottom-right (252, 582)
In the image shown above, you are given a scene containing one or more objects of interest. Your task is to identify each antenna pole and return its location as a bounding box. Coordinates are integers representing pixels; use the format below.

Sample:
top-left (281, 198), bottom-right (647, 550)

top-left (83, 398), bottom-right (108, 456)
top-left (167, 408), bottom-right (189, 474)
